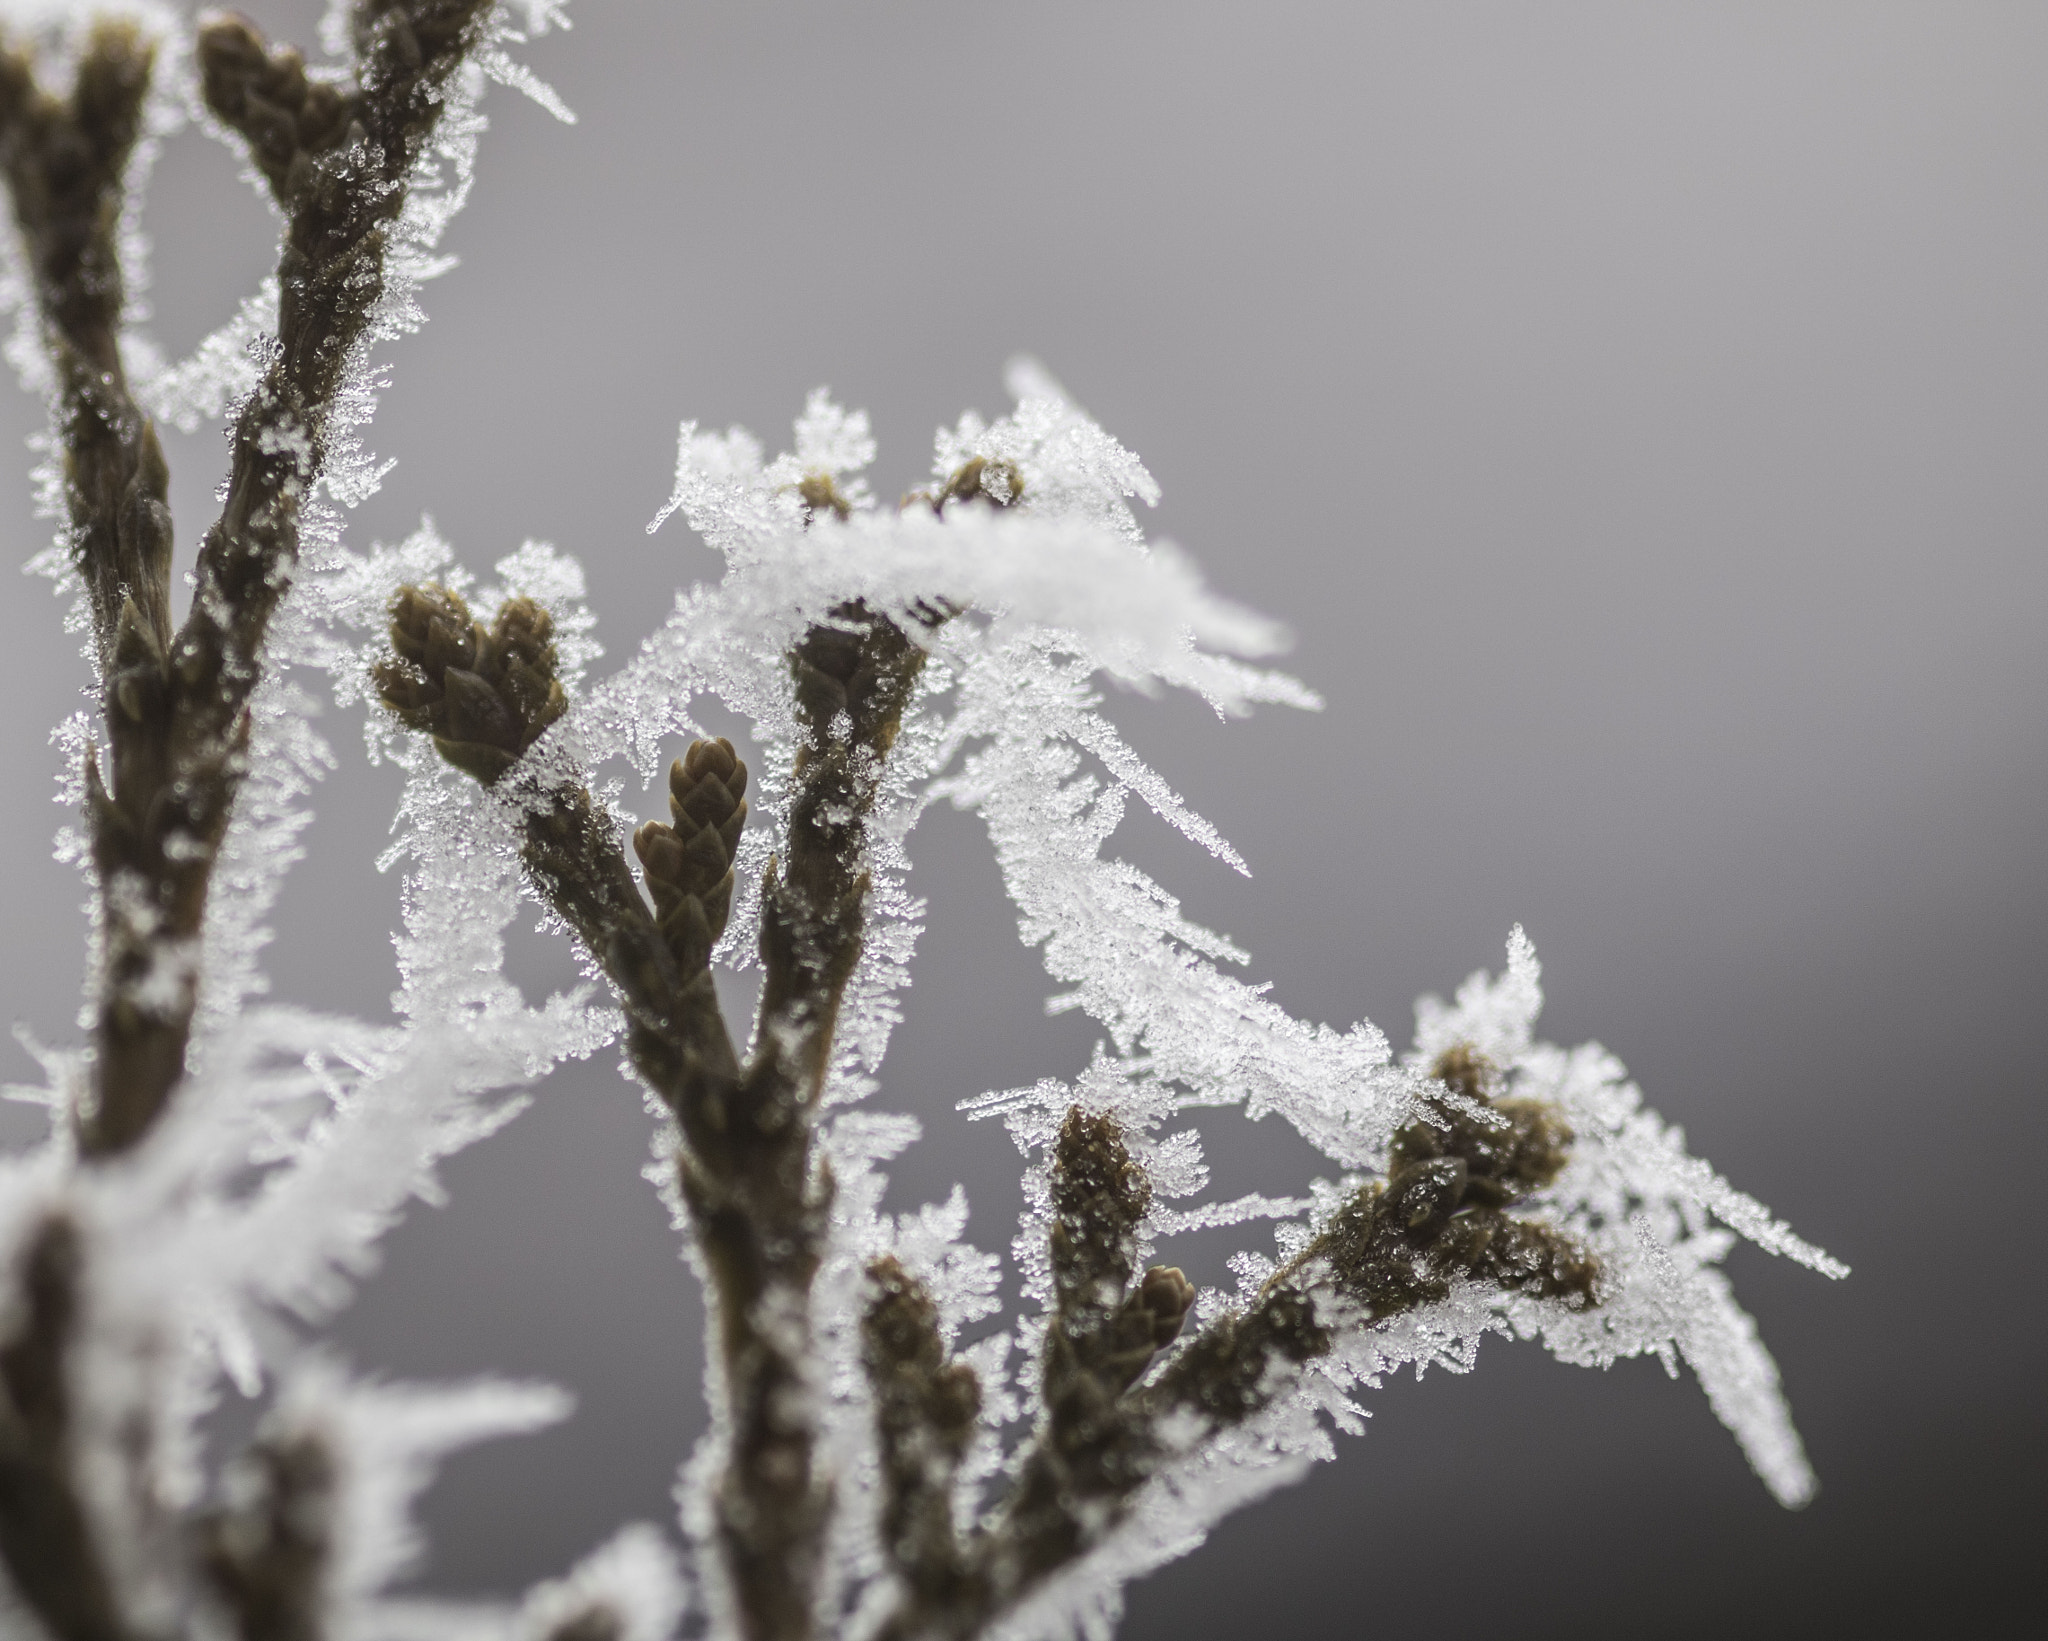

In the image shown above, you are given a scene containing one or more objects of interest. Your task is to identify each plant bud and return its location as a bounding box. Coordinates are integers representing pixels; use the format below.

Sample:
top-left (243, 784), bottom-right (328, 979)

top-left (374, 585), bottom-right (569, 785)
top-left (633, 738), bottom-right (750, 972)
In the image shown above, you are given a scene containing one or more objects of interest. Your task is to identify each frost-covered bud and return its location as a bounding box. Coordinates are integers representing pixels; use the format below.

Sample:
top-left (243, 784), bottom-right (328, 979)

top-left (0, 20), bottom-right (153, 344)
top-left (1102, 1264), bottom-right (1197, 1392)
top-left (1043, 1112), bottom-right (1191, 1403)
top-left (788, 610), bottom-right (926, 757)
top-left (384, 583), bottom-right (477, 681)
top-left (1134, 1264), bottom-right (1196, 1347)
top-left (1387, 1044), bottom-right (1574, 1209)
top-left (1438, 1213), bottom-right (1602, 1310)
top-left (1384, 1156), bottom-right (1468, 1236)
top-left (1312, 1173), bottom-right (1457, 1318)
top-left (794, 470), bottom-right (852, 523)
top-left (632, 738), bottom-right (749, 973)
top-left (1151, 1279), bottom-right (1333, 1429)
top-left (375, 584), bottom-right (568, 784)
top-left (1305, 1046), bottom-right (1601, 1318)
top-left (491, 597), bottom-right (571, 732)
top-left (863, 1257), bottom-right (981, 1447)
top-left (1049, 1108), bottom-right (1151, 1312)
top-left (904, 454), bottom-right (1025, 515)
top-left (71, 22), bottom-right (155, 164)
top-left (862, 1257), bottom-right (981, 1613)
top-left (198, 14), bottom-right (357, 202)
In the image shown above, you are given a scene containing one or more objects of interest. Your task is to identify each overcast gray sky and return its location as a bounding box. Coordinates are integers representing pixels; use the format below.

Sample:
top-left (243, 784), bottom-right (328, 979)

top-left (1, 3), bottom-right (2041, 1635)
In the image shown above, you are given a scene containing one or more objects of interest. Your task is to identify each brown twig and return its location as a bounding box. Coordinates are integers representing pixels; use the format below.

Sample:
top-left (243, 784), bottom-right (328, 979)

top-left (862, 1258), bottom-right (984, 1624)
top-left (0, 21), bottom-right (172, 1158)
top-left (873, 1052), bottom-right (1600, 1641)
top-left (0, 10), bottom-right (502, 1639)
top-left (0, 1216), bottom-right (134, 1641)
top-left (873, 1112), bottom-right (1193, 1641)
top-left (375, 585), bottom-right (925, 1641)
top-left (373, 462), bottom-right (1033, 1639)
top-left (201, 1428), bottom-right (336, 1641)
top-left (35, 0), bottom-right (495, 1158)
top-left (373, 585), bottom-right (744, 1135)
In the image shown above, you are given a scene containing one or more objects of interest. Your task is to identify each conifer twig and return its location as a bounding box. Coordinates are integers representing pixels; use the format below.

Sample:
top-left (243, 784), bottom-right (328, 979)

top-left (0, 20), bottom-right (170, 1159)
top-left (1, 2), bottom-right (500, 1158)
top-left (874, 1052), bottom-right (1601, 1641)
top-left (376, 543), bottom-right (930, 1641)
top-left (862, 1258), bottom-right (984, 1625)
top-left (874, 1112), bottom-right (1194, 1641)
top-left (370, 461), bottom-right (1048, 1637)
top-left (0, 1216), bottom-right (134, 1641)
top-left (0, 11), bottom-right (503, 1639)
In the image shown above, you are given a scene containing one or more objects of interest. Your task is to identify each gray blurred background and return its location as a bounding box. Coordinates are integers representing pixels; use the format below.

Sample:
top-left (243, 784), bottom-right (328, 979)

top-left (2, 2), bottom-right (2042, 1634)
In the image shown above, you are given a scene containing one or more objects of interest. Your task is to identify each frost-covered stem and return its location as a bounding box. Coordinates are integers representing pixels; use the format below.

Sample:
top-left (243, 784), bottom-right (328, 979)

top-left (879, 1112), bottom-right (1192, 1641)
top-left (511, 751), bottom-right (797, 1627)
top-left (0, 33), bottom-right (168, 1641)
top-left (0, 1216), bottom-right (137, 1641)
top-left (0, 22), bottom-right (178, 1160)
top-left (48, 0), bottom-right (497, 1159)
top-left (0, 8), bottom-right (496, 1626)
top-left (861, 1260), bottom-right (983, 1624)
top-left (0, 22), bottom-right (167, 676)
top-left (200, 1430), bottom-right (336, 1641)
top-left (907, 1261), bottom-right (1326, 1640)
top-left (985, 1113), bottom-right (1184, 1594)
top-left (880, 1130), bottom-right (1320, 1641)
top-left (686, 593), bottom-right (926, 1641)
top-left (1138, 1052), bottom-right (1601, 1437)
top-left (706, 467), bottom-right (1015, 1641)
top-left (526, 770), bottom-right (743, 1117)
top-left (884, 1069), bottom-right (1602, 1641)
top-left (374, 559), bottom-right (927, 1639)
top-left (376, 586), bottom-right (746, 1120)
top-left (524, 613), bottom-right (916, 1641)
top-left (751, 607), bottom-right (924, 1104)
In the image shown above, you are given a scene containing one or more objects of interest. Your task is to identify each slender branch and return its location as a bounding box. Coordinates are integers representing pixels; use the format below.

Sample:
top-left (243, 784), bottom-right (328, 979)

top-left (687, 599), bottom-right (924, 1641)
top-left (201, 1428), bottom-right (336, 1641)
top-left (0, 10), bottom-right (496, 1637)
top-left (375, 586), bottom-right (744, 1128)
top-left (0, 22), bottom-right (172, 1159)
top-left (666, 464), bottom-right (1003, 1639)
top-left (375, 587), bottom-right (919, 1641)
top-left (878, 1112), bottom-right (1193, 1641)
top-left (0, 1216), bottom-right (135, 1641)
top-left (374, 463), bottom-right (1021, 1639)
top-left (55, 0), bottom-right (495, 1157)
top-left (695, 464), bottom-right (1031, 1639)
top-left (862, 1258), bottom-right (984, 1622)
top-left (874, 1050), bottom-right (1602, 1641)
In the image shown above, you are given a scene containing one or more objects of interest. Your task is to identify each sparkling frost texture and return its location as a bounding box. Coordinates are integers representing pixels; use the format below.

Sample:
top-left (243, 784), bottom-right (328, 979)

top-left (0, 8), bottom-right (1841, 1639)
